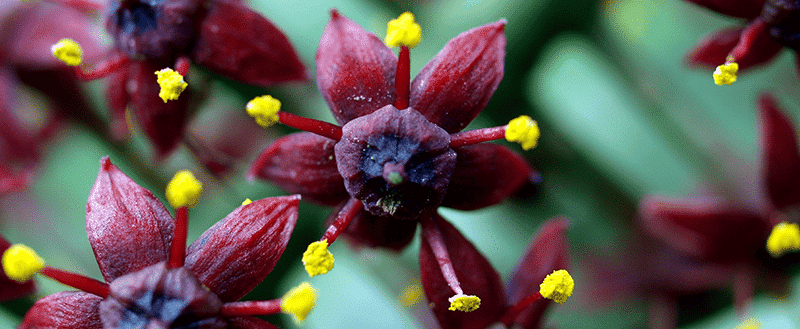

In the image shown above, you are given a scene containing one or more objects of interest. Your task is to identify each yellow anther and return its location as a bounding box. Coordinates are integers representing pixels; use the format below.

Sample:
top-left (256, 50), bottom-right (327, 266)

top-left (2, 244), bottom-right (45, 283)
top-left (154, 68), bottom-right (188, 103)
top-left (735, 318), bottom-right (761, 329)
top-left (505, 115), bottom-right (540, 151)
top-left (766, 222), bottom-right (800, 258)
top-left (385, 12), bottom-right (422, 48)
top-left (280, 282), bottom-right (317, 324)
top-left (399, 281), bottom-right (424, 308)
top-left (302, 240), bottom-right (334, 277)
top-left (448, 294), bottom-right (480, 312)
top-left (51, 38), bottom-right (82, 66)
top-left (241, 198), bottom-right (253, 206)
top-left (713, 59), bottom-right (738, 85)
top-left (165, 170), bottom-right (203, 209)
top-left (539, 269), bottom-right (574, 304)
top-left (246, 95), bottom-right (281, 128)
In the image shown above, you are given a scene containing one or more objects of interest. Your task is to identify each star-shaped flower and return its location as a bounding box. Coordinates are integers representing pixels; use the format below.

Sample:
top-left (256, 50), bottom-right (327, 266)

top-left (2, 157), bottom-right (315, 327)
top-left (247, 10), bottom-right (539, 313)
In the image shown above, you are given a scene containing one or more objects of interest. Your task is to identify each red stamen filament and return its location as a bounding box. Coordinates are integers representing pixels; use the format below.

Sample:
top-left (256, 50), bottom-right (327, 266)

top-left (168, 206), bottom-right (188, 269)
top-left (499, 291), bottom-right (544, 325)
top-left (321, 198), bottom-right (362, 244)
top-left (420, 216), bottom-right (464, 295)
top-left (40, 267), bottom-right (109, 298)
top-left (449, 126), bottom-right (507, 148)
top-left (394, 46), bottom-right (410, 110)
top-left (46, 0), bottom-right (103, 13)
top-left (220, 299), bottom-right (282, 317)
top-left (175, 56), bottom-right (191, 77)
top-left (278, 112), bottom-right (342, 141)
top-left (75, 54), bottom-right (129, 81)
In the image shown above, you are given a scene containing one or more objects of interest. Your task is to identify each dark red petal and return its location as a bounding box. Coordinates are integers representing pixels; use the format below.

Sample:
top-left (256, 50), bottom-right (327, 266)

top-left (192, 0), bottom-right (306, 87)
top-left (0, 68), bottom-right (42, 163)
top-left (442, 144), bottom-right (532, 210)
top-left (227, 316), bottom-right (280, 329)
top-left (105, 64), bottom-right (130, 139)
top-left (18, 291), bottom-right (102, 329)
top-left (505, 217), bottom-right (570, 329)
top-left (419, 213), bottom-right (505, 329)
top-left (682, 0), bottom-right (765, 19)
top-left (640, 196), bottom-right (770, 263)
top-left (332, 204), bottom-right (418, 251)
top-left (127, 60), bottom-right (188, 158)
top-left (186, 195), bottom-right (299, 302)
top-left (410, 21), bottom-right (506, 133)
top-left (0, 236), bottom-right (35, 302)
top-left (728, 19), bottom-right (784, 70)
top-left (759, 94), bottom-right (800, 210)
top-left (248, 132), bottom-right (348, 206)
top-left (86, 157), bottom-right (174, 282)
top-left (686, 27), bottom-right (743, 69)
top-left (316, 9), bottom-right (397, 124)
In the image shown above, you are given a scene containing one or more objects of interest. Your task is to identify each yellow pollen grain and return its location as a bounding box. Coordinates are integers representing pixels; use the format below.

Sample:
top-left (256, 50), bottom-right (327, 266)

top-left (385, 12), bottom-right (422, 48)
top-left (735, 318), bottom-right (761, 329)
top-left (2, 244), bottom-right (45, 283)
top-left (399, 281), bottom-right (424, 308)
top-left (766, 222), bottom-right (800, 258)
top-left (302, 239), bottom-right (334, 277)
top-left (505, 115), bottom-right (540, 151)
top-left (154, 68), bottom-right (188, 103)
top-left (51, 38), bottom-right (82, 66)
top-left (539, 269), bottom-right (574, 304)
top-left (247, 95), bottom-right (281, 128)
top-left (281, 282), bottom-right (317, 324)
top-left (713, 60), bottom-right (738, 85)
top-left (241, 198), bottom-right (253, 206)
top-left (165, 170), bottom-right (203, 209)
top-left (448, 294), bottom-right (480, 312)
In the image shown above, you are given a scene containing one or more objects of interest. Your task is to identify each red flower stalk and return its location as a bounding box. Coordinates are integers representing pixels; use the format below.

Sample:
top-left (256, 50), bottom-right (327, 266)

top-left (2, 157), bottom-right (316, 328)
top-left (639, 93), bottom-right (800, 315)
top-left (50, 0), bottom-right (307, 158)
top-left (247, 10), bottom-right (541, 314)
top-left (683, 0), bottom-right (800, 84)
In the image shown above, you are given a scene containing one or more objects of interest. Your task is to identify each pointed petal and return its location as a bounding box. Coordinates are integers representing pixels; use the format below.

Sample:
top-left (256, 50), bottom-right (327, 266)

top-left (759, 94), bottom-right (800, 209)
top-left (316, 9), bottom-right (397, 124)
top-left (683, 0), bottom-right (765, 19)
top-left (442, 144), bottom-right (532, 210)
top-left (18, 291), bottom-right (102, 329)
top-left (0, 236), bottom-right (35, 302)
top-left (186, 195), bottom-right (299, 302)
top-left (86, 157), bottom-right (174, 282)
top-left (727, 19), bottom-right (784, 70)
top-left (419, 213), bottom-right (505, 329)
top-left (227, 316), bottom-right (280, 329)
top-left (334, 204), bottom-right (418, 251)
top-left (686, 27), bottom-right (742, 69)
top-left (127, 60), bottom-right (188, 158)
top-left (640, 196), bottom-right (769, 263)
top-left (106, 65), bottom-right (130, 139)
top-left (410, 21), bottom-right (506, 133)
top-left (248, 132), bottom-right (348, 206)
top-left (0, 68), bottom-right (42, 163)
top-left (192, 0), bottom-right (306, 87)
top-left (505, 217), bottom-right (570, 329)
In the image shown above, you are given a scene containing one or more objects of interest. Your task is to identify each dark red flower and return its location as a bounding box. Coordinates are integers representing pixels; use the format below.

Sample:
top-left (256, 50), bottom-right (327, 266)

top-left (4, 157), bottom-right (314, 328)
top-left (248, 10), bottom-right (540, 315)
top-left (684, 0), bottom-right (800, 80)
top-left (639, 93), bottom-right (800, 315)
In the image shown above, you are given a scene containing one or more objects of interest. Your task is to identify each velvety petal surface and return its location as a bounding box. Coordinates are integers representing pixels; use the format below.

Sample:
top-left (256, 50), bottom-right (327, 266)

top-left (683, 0), bottom-right (765, 19)
top-left (420, 214), bottom-right (506, 329)
top-left (442, 144), bottom-right (532, 210)
top-left (640, 196), bottom-right (770, 263)
top-left (505, 217), bottom-right (571, 329)
top-left (86, 157), bottom-right (174, 282)
top-left (248, 132), bottom-right (348, 206)
top-left (759, 94), bottom-right (800, 210)
top-left (186, 195), bottom-right (299, 302)
top-left (192, 0), bottom-right (306, 87)
top-left (18, 291), bottom-right (102, 329)
top-left (334, 204), bottom-right (418, 251)
top-left (316, 10), bottom-right (396, 124)
top-left (0, 236), bottom-right (35, 302)
top-left (228, 316), bottom-right (280, 329)
top-left (410, 20), bottom-right (506, 133)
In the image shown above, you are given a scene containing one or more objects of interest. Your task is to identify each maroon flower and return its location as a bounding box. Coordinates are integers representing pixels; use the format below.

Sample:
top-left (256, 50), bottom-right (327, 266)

top-left (5, 157), bottom-right (315, 328)
top-left (684, 0), bottom-right (800, 80)
top-left (639, 93), bottom-right (800, 314)
top-left (53, 0), bottom-right (307, 158)
top-left (248, 10), bottom-right (540, 314)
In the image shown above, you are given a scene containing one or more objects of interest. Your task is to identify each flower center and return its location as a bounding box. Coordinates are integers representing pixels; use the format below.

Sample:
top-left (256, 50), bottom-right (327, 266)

top-left (107, 0), bottom-right (200, 60)
top-left (335, 105), bottom-right (456, 219)
top-left (761, 0), bottom-right (800, 50)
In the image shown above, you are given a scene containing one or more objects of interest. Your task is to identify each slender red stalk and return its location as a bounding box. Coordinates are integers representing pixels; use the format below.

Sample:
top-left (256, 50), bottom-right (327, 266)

top-left (420, 216), bottom-right (463, 295)
top-left (394, 46), bottom-right (410, 110)
top-left (449, 126), bottom-right (507, 148)
top-left (169, 206), bottom-right (188, 269)
top-left (74, 54), bottom-right (129, 81)
top-left (499, 291), bottom-right (544, 326)
top-left (175, 56), bottom-right (191, 76)
top-left (321, 198), bottom-right (362, 244)
top-left (46, 0), bottom-right (103, 13)
top-left (278, 112), bottom-right (342, 141)
top-left (220, 299), bottom-right (282, 317)
top-left (40, 267), bottom-right (109, 298)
